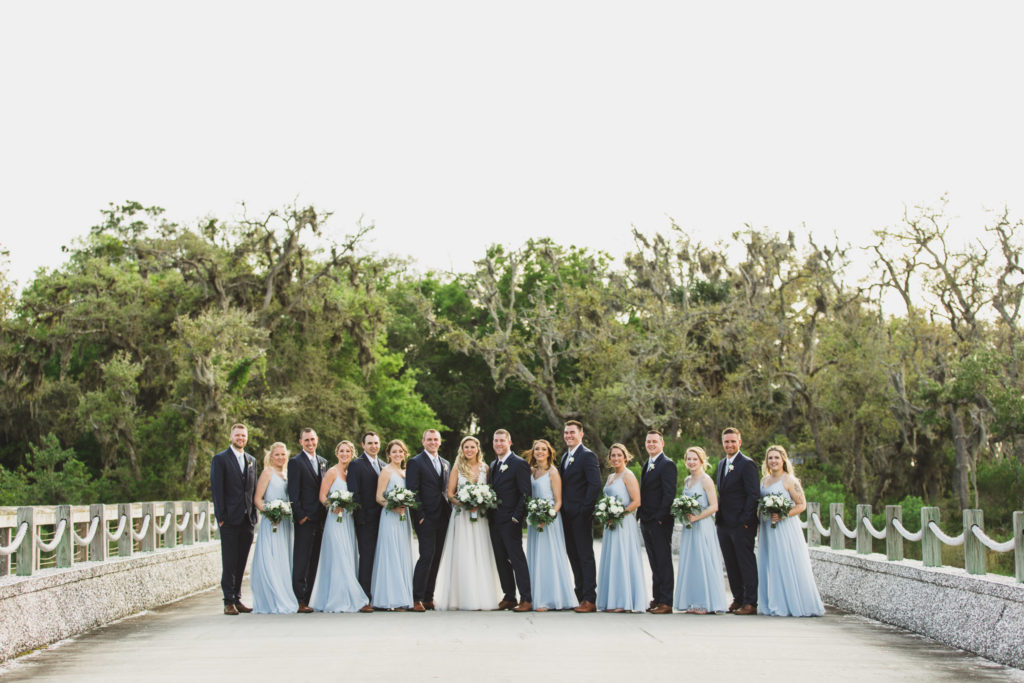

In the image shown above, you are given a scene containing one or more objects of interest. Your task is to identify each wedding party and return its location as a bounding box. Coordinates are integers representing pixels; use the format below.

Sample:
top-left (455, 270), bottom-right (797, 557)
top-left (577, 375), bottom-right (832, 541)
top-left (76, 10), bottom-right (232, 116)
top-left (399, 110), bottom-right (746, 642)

top-left (210, 421), bottom-right (825, 618)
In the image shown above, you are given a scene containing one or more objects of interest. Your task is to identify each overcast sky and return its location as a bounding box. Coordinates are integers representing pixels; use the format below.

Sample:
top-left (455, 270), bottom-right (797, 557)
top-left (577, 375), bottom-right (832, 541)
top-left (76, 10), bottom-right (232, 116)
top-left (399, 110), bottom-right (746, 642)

top-left (2, 2), bottom-right (1023, 288)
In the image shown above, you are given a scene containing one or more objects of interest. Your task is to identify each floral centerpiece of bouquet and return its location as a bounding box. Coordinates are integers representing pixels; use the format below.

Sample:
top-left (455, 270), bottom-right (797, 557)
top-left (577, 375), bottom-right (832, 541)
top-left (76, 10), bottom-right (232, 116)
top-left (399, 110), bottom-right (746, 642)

top-left (594, 494), bottom-right (627, 530)
top-left (758, 493), bottom-right (794, 528)
top-left (325, 489), bottom-right (359, 523)
top-left (671, 493), bottom-right (703, 529)
top-left (262, 500), bottom-right (292, 533)
top-left (455, 482), bottom-right (499, 522)
top-left (384, 486), bottom-right (419, 522)
top-left (526, 497), bottom-right (557, 532)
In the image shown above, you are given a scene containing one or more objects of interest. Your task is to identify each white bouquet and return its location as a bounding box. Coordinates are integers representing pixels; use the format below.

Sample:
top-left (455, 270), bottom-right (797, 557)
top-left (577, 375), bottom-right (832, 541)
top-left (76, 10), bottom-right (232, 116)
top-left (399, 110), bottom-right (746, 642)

top-left (262, 499), bottom-right (292, 533)
top-left (384, 486), bottom-right (419, 522)
top-left (594, 494), bottom-right (627, 530)
top-left (758, 493), bottom-right (794, 528)
top-left (672, 493), bottom-right (703, 529)
top-left (455, 482), bottom-right (499, 522)
top-left (526, 497), bottom-right (557, 532)
top-left (325, 489), bottom-right (359, 523)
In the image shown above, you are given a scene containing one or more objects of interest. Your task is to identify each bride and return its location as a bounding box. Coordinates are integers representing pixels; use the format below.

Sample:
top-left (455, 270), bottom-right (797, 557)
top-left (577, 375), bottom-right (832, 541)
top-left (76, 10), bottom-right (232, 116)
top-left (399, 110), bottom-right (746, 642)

top-left (434, 435), bottom-right (500, 610)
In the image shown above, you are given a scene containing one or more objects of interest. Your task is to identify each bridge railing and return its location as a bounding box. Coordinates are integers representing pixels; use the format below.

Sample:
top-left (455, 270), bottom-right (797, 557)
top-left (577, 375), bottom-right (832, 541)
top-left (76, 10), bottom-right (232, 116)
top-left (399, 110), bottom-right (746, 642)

top-left (0, 502), bottom-right (213, 577)
top-left (800, 502), bottom-right (1024, 582)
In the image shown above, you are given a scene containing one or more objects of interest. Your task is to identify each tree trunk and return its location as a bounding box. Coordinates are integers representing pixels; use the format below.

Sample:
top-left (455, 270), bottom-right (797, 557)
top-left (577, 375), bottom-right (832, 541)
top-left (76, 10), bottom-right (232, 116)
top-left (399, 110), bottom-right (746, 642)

top-left (950, 406), bottom-right (970, 510)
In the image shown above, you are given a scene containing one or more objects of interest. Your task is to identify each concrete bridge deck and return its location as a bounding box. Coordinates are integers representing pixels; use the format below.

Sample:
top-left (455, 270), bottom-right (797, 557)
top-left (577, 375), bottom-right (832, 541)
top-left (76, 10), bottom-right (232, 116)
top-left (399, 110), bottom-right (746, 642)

top-left (1, 580), bottom-right (1021, 682)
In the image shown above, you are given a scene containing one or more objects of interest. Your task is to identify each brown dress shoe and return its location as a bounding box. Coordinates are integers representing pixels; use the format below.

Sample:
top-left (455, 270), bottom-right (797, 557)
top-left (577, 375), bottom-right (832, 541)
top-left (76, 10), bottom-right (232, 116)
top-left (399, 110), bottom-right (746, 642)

top-left (497, 599), bottom-right (517, 610)
top-left (574, 601), bottom-right (596, 613)
top-left (234, 602), bottom-right (253, 613)
top-left (223, 604), bottom-right (239, 615)
top-left (297, 604), bottom-right (314, 613)
top-left (727, 600), bottom-right (741, 613)
top-left (412, 602), bottom-right (426, 612)
top-left (649, 603), bottom-right (672, 614)
top-left (512, 601), bottom-right (532, 612)
top-left (423, 601), bottom-right (435, 610)
top-left (734, 604), bottom-right (756, 615)
top-left (359, 605), bottom-right (374, 613)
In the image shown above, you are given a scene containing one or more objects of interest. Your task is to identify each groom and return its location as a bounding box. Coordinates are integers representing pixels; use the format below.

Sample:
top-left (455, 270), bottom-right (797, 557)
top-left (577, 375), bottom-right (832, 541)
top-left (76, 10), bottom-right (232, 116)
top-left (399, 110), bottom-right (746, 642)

top-left (407, 428), bottom-right (451, 612)
top-left (489, 429), bottom-right (532, 612)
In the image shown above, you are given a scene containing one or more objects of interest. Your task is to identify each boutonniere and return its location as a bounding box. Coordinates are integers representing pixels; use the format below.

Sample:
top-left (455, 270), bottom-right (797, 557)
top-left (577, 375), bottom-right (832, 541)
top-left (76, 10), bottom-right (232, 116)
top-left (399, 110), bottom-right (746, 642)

top-left (647, 462), bottom-right (655, 472)
top-left (728, 464), bottom-right (735, 473)
top-left (567, 456), bottom-right (575, 466)
top-left (500, 464), bottom-right (508, 472)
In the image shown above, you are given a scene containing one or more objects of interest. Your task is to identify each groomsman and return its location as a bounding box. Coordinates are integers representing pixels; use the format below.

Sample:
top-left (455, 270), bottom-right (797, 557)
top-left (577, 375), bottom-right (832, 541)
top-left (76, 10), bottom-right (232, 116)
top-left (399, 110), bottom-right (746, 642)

top-left (639, 430), bottom-right (677, 614)
top-left (715, 427), bottom-right (760, 615)
top-left (288, 428), bottom-right (327, 612)
top-left (349, 431), bottom-right (384, 600)
top-left (210, 423), bottom-right (258, 615)
top-left (407, 428), bottom-right (451, 612)
top-left (559, 420), bottom-right (602, 613)
top-left (488, 429), bottom-right (533, 612)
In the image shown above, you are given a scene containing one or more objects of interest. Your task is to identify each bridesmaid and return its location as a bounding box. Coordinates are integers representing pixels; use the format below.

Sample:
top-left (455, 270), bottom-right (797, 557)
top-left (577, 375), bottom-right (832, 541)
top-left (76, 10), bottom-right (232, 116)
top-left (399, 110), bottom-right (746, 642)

top-left (525, 439), bottom-right (578, 612)
top-left (596, 443), bottom-right (647, 613)
top-left (673, 446), bottom-right (729, 614)
top-left (309, 441), bottom-right (372, 613)
top-left (251, 442), bottom-right (299, 614)
top-left (370, 439), bottom-right (415, 611)
top-left (757, 445), bottom-right (825, 617)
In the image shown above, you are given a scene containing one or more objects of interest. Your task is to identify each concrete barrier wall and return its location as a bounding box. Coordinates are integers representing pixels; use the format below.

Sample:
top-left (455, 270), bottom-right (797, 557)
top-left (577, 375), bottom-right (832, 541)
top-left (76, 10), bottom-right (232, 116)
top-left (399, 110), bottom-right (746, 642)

top-left (0, 541), bottom-right (221, 662)
top-left (810, 547), bottom-right (1024, 670)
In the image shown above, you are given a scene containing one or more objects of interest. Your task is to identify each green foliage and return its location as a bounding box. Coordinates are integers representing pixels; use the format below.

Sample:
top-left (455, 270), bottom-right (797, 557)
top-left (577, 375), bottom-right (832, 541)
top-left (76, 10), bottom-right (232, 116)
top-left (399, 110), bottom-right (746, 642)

top-left (0, 434), bottom-right (96, 505)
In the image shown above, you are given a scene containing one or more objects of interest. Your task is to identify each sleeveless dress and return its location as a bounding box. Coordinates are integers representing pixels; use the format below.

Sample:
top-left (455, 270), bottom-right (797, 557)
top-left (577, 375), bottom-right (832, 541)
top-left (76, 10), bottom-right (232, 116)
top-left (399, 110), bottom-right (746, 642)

top-left (251, 473), bottom-right (299, 614)
top-left (370, 471), bottom-right (414, 609)
top-left (526, 470), bottom-right (578, 610)
top-left (673, 478), bottom-right (729, 613)
top-left (434, 465), bottom-right (500, 610)
top-left (595, 475), bottom-right (647, 612)
top-left (309, 476), bottom-right (369, 612)
top-left (756, 480), bottom-right (825, 617)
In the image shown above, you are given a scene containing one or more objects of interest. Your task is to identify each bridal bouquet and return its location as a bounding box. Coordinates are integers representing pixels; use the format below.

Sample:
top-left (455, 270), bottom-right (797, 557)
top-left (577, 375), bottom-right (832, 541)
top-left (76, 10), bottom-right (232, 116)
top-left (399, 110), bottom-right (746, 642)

top-left (594, 494), bottom-right (627, 530)
top-left (455, 482), bottom-right (499, 522)
top-left (758, 493), bottom-right (794, 528)
top-left (262, 500), bottom-right (292, 533)
top-left (526, 497), bottom-right (557, 532)
top-left (384, 486), bottom-right (419, 522)
top-left (325, 489), bottom-right (359, 523)
top-left (671, 493), bottom-right (703, 529)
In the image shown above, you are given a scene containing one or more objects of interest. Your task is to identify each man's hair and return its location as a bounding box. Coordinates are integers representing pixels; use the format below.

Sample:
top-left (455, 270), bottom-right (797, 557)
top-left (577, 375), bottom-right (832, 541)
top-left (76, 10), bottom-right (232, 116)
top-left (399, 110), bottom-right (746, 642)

top-left (493, 428), bottom-right (511, 440)
top-left (230, 423), bottom-right (247, 433)
top-left (361, 431), bottom-right (379, 444)
top-left (647, 429), bottom-right (663, 439)
top-left (721, 427), bottom-right (741, 438)
top-left (422, 428), bottom-right (440, 439)
top-left (300, 427), bottom-right (316, 439)
top-left (564, 420), bottom-right (583, 431)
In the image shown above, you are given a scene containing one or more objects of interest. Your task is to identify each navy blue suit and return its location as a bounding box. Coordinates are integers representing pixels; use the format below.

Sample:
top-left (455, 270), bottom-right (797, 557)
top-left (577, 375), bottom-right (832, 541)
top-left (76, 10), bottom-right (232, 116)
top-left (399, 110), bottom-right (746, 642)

top-left (640, 452), bottom-right (677, 606)
top-left (489, 453), bottom-right (532, 603)
top-left (287, 451), bottom-right (327, 606)
top-left (210, 447), bottom-right (257, 605)
top-left (716, 451), bottom-right (760, 606)
top-left (559, 444), bottom-right (602, 603)
top-left (407, 451), bottom-right (451, 603)
top-left (348, 453), bottom-right (384, 598)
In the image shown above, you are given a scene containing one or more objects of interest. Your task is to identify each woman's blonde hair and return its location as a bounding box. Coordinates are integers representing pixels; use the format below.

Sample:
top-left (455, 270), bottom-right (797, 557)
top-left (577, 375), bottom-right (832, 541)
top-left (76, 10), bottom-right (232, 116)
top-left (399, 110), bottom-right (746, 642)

top-left (762, 444), bottom-right (799, 481)
top-left (608, 442), bottom-right (634, 465)
top-left (335, 440), bottom-right (355, 469)
top-left (684, 446), bottom-right (709, 470)
top-left (263, 442), bottom-right (289, 478)
top-left (455, 435), bottom-right (483, 482)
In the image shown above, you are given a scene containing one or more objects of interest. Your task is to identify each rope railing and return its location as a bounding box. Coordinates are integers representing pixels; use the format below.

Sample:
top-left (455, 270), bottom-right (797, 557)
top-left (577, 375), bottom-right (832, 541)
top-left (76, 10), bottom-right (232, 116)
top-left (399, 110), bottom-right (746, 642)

top-left (0, 522), bottom-right (29, 557)
top-left (811, 512), bottom-right (831, 537)
top-left (833, 514), bottom-right (858, 539)
top-left (860, 516), bottom-right (887, 541)
top-left (72, 517), bottom-right (101, 547)
top-left (129, 514), bottom-right (152, 542)
top-left (971, 525), bottom-right (1016, 553)
top-left (104, 515), bottom-right (129, 543)
top-left (153, 512), bottom-right (174, 536)
top-left (891, 518), bottom-right (923, 542)
top-left (927, 520), bottom-right (964, 547)
top-left (173, 512), bottom-right (191, 533)
top-left (35, 519), bottom-right (68, 553)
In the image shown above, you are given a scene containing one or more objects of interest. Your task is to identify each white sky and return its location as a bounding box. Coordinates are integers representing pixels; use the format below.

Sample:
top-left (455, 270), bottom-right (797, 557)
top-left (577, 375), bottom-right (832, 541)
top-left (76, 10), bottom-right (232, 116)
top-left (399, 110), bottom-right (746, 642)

top-left (2, 1), bottom-right (1023, 288)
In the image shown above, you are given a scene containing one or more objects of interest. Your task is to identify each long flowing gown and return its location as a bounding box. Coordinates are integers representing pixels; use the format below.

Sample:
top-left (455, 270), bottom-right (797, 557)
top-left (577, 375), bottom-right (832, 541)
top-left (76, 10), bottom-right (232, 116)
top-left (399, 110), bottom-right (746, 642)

top-left (251, 473), bottom-right (299, 614)
top-left (756, 480), bottom-right (825, 617)
top-left (673, 479), bottom-right (729, 613)
top-left (370, 471), bottom-right (414, 609)
top-left (309, 477), bottom-right (369, 612)
top-left (596, 476), bottom-right (647, 612)
top-left (434, 465), bottom-right (500, 610)
top-left (526, 470), bottom-right (578, 610)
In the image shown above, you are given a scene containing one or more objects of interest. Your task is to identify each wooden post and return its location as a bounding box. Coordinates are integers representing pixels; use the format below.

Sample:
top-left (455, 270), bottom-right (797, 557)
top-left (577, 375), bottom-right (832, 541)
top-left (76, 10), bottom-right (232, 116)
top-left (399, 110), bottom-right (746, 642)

top-left (885, 504), bottom-right (904, 561)
top-left (56, 504), bottom-right (74, 568)
top-left (163, 502), bottom-right (177, 549)
top-left (806, 502), bottom-right (821, 546)
top-left (197, 501), bottom-right (211, 542)
top-left (830, 503), bottom-right (845, 551)
top-left (963, 509), bottom-right (986, 575)
top-left (0, 524), bottom-right (9, 576)
top-left (140, 502), bottom-right (156, 552)
top-left (856, 504), bottom-right (872, 554)
top-left (1014, 511), bottom-right (1023, 583)
top-left (182, 501), bottom-right (195, 546)
top-left (921, 507), bottom-right (941, 567)
top-left (88, 503), bottom-right (106, 563)
top-left (15, 507), bottom-right (34, 576)
top-left (117, 503), bottom-right (133, 557)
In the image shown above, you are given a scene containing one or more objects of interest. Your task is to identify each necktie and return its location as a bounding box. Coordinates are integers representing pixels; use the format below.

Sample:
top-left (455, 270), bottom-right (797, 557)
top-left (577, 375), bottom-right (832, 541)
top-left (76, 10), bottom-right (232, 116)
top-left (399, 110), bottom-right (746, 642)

top-left (432, 457), bottom-right (441, 476)
top-left (237, 453), bottom-right (244, 472)
top-left (372, 458), bottom-right (380, 475)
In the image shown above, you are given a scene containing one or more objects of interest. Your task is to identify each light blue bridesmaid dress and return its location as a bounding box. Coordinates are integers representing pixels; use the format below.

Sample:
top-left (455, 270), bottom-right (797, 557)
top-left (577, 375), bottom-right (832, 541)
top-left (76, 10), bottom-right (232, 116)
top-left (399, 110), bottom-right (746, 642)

top-left (595, 476), bottom-right (647, 612)
top-left (526, 470), bottom-right (579, 610)
top-left (370, 472), bottom-right (414, 609)
top-left (673, 479), bottom-right (729, 613)
top-left (251, 474), bottom-right (299, 614)
top-left (309, 477), bottom-right (369, 612)
top-left (756, 480), bottom-right (825, 617)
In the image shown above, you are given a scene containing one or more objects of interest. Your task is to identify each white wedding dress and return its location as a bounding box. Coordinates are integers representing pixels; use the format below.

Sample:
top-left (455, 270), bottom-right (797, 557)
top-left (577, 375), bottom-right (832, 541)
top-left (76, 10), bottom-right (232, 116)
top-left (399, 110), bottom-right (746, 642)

top-left (434, 464), bottom-right (500, 610)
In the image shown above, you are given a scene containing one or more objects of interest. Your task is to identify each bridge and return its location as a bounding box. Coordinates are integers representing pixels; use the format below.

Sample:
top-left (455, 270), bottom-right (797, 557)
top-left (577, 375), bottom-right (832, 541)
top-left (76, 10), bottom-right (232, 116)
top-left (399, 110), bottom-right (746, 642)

top-left (2, 501), bottom-right (1023, 680)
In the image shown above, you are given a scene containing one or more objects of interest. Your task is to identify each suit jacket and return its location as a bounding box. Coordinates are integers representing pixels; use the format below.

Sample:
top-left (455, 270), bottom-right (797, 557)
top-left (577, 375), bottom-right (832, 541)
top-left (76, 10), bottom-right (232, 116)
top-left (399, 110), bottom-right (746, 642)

top-left (287, 452), bottom-right (328, 525)
top-left (489, 452), bottom-right (530, 525)
top-left (348, 453), bottom-right (384, 528)
top-left (210, 447), bottom-right (258, 527)
top-left (715, 451), bottom-right (760, 527)
top-left (558, 444), bottom-right (602, 517)
top-left (639, 453), bottom-right (677, 524)
top-left (406, 451), bottom-right (451, 527)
